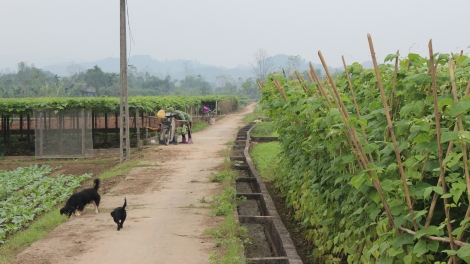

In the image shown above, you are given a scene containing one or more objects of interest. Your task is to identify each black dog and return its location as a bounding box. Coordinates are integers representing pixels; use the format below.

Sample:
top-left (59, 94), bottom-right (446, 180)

top-left (111, 198), bottom-right (127, 231)
top-left (60, 178), bottom-right (101, 218)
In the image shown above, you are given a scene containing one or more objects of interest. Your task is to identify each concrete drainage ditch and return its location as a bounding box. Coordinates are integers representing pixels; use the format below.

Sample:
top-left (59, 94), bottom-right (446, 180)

top-left (231, 122), bottom-right (302, 264)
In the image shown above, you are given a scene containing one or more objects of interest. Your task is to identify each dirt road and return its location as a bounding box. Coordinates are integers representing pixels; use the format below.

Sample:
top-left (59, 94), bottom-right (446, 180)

top-left (14, 105), bottom-right (255, 264)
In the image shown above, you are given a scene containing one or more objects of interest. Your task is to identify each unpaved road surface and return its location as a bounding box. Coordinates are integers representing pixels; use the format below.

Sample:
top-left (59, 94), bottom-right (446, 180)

top-left (14, 105), bottom-right (254, 264)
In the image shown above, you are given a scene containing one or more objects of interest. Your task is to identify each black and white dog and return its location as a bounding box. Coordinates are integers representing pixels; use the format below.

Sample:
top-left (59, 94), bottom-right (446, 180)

top-left (111, 198), bottom-right (127, 231)
top-left (60, 178), bottom-right (101, 218)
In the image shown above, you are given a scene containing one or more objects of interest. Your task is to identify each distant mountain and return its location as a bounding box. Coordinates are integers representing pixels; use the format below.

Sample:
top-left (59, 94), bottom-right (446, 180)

top-left (2, 53), bottom-right (373, 83)
top-left (41, 55), bottom-right (254, 83)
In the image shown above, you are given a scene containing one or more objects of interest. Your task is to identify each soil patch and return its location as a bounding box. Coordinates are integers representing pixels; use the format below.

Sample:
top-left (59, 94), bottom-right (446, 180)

top-left (236, 182), bottom-right (253, 193)
top-left (242, 223), bottom-right (275, 258)
top-left (237, 200), bottom-right (260, 216)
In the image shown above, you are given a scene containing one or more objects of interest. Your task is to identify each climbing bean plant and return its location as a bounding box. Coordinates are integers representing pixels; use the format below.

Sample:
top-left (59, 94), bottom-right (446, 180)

top-left (260, 52), bottom-right (470, 263)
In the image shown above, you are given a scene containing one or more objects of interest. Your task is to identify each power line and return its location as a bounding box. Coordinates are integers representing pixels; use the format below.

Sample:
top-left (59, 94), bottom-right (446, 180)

top-left (125, 0), bottom-right (135, 66)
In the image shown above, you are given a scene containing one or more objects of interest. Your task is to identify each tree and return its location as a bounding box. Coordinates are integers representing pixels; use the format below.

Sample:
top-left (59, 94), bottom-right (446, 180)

top-left (287, 55), bottom-right (301, 74)
top-left (249, 48), bottom-right (274, 81)
top-left (241, 78), bottom-right (260, 100)
top-left (179, 75), bottom-right (212, 95)
top-left (83, 65), bottom-right (117, 94)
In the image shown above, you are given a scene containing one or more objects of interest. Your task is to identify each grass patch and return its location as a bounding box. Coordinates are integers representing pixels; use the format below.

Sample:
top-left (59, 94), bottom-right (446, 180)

top-left (210, 170), bottom-right (237, 183)
top-left (207, 214), bottom-right (247, 264)
top-left (250, 122), bottom-right (277, 137)
top-left (242, 104), bottom-right (264, 124)
top-left (0, 208), bottom-right (68, 264)
top-left (207, 141), bottom-right (246, 263)
top-left (192, 121), bottom-right (210, 132)
top-left (97, 159), bottom-right (141, 180)
top-left (250, 142), bottom-right (281, 181)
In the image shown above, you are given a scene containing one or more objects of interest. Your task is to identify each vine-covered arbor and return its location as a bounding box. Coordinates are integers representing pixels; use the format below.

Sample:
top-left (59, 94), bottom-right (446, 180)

top-left (0, 95), bottom-right (239, 157)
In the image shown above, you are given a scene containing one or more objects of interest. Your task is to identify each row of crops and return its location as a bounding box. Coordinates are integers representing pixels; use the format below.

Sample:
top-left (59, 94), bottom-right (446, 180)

top-left (0, 95), bottom-right (239, 115)
top-left (0, 165), bottom-right (91, 244)
top-left (260, 38), bottom-right (470, 263)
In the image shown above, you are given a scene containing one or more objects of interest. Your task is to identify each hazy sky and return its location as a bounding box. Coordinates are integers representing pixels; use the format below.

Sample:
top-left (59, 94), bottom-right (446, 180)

top-left (1, 0), bottom-right (469, 69)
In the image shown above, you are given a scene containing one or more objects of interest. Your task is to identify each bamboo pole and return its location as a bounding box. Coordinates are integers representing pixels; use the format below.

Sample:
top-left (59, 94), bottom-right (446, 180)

top-left (389, 50), bottom-right (400, 119)
top-left (341, 56), bottom-right (373, 162)
top-left (399, 227), bottom-right (468, 247)
top-left (273, 79), bottom-right (306, 137)
top-left (309, 63), bottom-right (362, 170)
top-left (306, 71), bottom-right (321, 97)
top-left (449, 59), bottom-right (470, 194)
top-left (367, 34), bottom-right (419, 231)
top-left (273, 79), bottom-right (287, 100)
top-left (295, 71), bottom-right (313, 96)
top-left (317, 51), bottom-right (395, 226)
top-left (428, 39), bottom-right (457, 262)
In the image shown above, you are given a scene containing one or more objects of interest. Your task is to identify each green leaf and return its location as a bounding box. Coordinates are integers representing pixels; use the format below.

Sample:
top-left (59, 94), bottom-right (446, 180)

top-left (438, 97), bottom-right (454, 111)
top-left (449, 101), bottom-right (470, 117)
top-left (427, 240), bottom-right (439, 252)
top-left (452, 227), bottom-right (464, 237)
top-left (403, 254), bottom-right (413, 264)
top-left (441, 131), bottom-right (459, 143)
top-left (388, 247), bottom-right (404, 257)
top-left (461, 216), bottom-right (470, 226)
top-left (457, 245), bottom-right (470, 262)
top-left (441, 193), bottom-right (453, 199)
top-left (413, 210), bottom-right (428, 220)
top-left (414, 225), bottom-right (440, 239)
top-left (384, 53), bottom-right (400, 62)
top-left (350, 173), bottom-right (366, 189)
top-left (413, 240), bottom-right (428, 257)
top-left (423, 187), bottom-right (433, 200)
top-left (392, 233), bottom-right (414, 248)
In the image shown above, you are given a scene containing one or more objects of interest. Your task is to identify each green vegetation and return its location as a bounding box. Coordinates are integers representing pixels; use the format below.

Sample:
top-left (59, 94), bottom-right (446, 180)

top-left (0, 95), bottom-right (239, 115)
top-left (208, 214), bottom-right (247, 264)
top-left (207, 146), bottom-right (247, 263)
top-left (0, 165), bottom-right (91, 244)
top-left (97, 159), bottom-right (139, 180)
top-left (211, 186), bottom-right (238, 216)
top-left (260, 51), bottom-right (470, 262)
top-left (191, 121), bottom-right (210, 133)
top-left (0, 63), bottom-right (260, 99)
top-left (250, 122), bottom-right (277, 137)
top-left (242, 104), bottom-right (264, 123)
top-left (0, 207), bottom-right (68, 264)
top-left (249, 142), bottom-right (280, 182)
top-left (210, 170), bottom-right (238, 183)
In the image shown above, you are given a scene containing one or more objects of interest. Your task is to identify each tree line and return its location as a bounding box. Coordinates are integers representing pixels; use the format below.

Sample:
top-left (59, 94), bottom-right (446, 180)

top-left (0, 62), bottom-right (260, 99)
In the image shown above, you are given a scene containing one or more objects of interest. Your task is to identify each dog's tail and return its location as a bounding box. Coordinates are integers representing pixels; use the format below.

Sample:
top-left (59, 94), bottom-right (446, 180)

top-left (123, 197), bottom-right (127, 209)
top-left (93, 178), bottom-right (101, 190)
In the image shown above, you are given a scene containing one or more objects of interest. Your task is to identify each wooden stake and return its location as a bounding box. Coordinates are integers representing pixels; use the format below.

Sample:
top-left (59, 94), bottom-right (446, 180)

top-left (306, 71), bottom-right (320, 97)
top-left (399, 227), bottom-right (468, 247)
top-left (309, 62), bottom-right (362, 170)
top-left (449, 59), bottom-right (470, 194)
top-left (389, 50), bottom-right (399, 117)
top-left (295, 71), bottom-right (312, 96)
top-left (341, 56), bottom-right (373, 162)
top-left (367, 34), bottom-right (419, 231)
top-left (317, 51), bottom-right (395, 226)
top-left (428, 39), bottom-right (457, 262)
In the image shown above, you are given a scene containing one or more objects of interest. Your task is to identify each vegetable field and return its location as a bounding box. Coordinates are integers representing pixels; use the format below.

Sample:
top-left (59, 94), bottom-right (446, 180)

top-left (260, 37), bottom-right (470, 263)
top-left (0, 165), bottom-right (91, 244)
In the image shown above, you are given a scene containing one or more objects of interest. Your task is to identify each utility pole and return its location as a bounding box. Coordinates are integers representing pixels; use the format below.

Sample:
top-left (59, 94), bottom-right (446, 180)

top-left (119, 0), bottom-right (130, 162)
